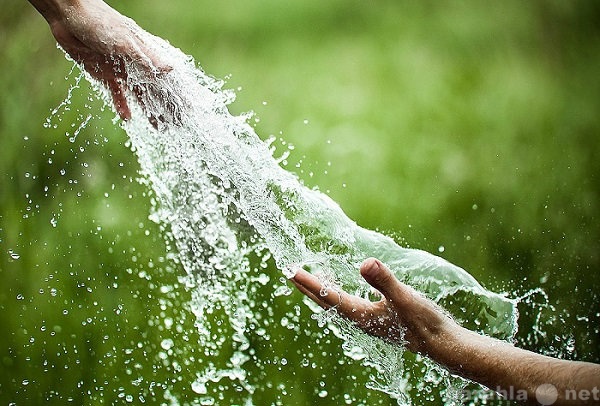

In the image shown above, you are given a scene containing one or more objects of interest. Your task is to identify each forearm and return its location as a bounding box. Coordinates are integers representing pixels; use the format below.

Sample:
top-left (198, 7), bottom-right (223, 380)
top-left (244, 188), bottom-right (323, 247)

top-left (28, 0), bottom-right (80, 23)
top-left (426, 321), bottom-right (600, 404)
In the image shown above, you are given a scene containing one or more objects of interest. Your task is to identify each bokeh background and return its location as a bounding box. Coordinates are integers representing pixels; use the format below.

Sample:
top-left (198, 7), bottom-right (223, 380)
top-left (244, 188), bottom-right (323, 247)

top-left (1, 0), bottom-right (599, 404)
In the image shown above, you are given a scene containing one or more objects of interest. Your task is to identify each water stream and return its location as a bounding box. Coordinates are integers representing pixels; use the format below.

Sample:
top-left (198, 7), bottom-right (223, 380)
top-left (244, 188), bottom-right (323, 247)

top-left (66, 21), bottom-right (519, 405)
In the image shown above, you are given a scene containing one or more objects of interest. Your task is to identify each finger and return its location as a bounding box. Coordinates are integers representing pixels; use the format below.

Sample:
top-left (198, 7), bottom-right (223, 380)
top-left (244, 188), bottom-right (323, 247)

top-left (359, 258), bottom-right (412, 305)
top-left (289, 278), bottom-right (329, 310)
top-left (107, 78), bottom-right (131, 120)
top-left (292, 269), bottom-right (368, 317)
top-left (292, 269), bottom-right (341, 308)
top-left (132, 83), bottom-right (162, 129)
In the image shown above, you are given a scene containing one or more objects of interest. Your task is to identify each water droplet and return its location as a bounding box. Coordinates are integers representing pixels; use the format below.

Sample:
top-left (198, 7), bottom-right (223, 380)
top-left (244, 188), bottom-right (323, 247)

top-left (191, 380), bottom-right (207, 394)
top-left (273, 285), bottom-right (292, 297)
top-left (282, 265), bottom-right (298, 279)
top-left (256, 273), bottom-right (270, 285)
top-left (160, 338), bottom-right (174, 350)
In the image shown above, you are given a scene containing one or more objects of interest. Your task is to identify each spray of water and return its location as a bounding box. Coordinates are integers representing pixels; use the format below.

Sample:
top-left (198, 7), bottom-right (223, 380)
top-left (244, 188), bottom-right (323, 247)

top-left (73, 22), bottom-right (519, 405)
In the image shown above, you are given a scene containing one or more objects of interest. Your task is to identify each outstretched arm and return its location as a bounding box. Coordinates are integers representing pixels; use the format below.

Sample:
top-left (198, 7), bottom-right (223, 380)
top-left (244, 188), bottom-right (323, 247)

top-left (27, 0), bottom-right (171, 124)
top-left (291, 258), bottom-right (600, 405)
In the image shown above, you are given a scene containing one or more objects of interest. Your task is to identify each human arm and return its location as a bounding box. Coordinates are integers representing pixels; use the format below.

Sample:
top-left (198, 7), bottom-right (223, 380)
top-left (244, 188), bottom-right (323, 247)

top-left (27, 0), bottom-right (76, 22)
top-left (27, 0), bottom-right (171, 123)
top-left (291, 257), bottom-right (600, 404)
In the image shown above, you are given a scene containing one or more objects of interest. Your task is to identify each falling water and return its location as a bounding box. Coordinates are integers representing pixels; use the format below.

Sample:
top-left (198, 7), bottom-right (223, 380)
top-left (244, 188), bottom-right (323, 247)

top-left (68, 21), bottom-right (521, 405)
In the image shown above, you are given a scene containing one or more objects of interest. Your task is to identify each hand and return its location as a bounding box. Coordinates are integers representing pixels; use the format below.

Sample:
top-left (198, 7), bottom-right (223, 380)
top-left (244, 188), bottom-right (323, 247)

top-left (290, 257), bottom-right (452, 354)
top-left (34, 0), bottom-right (173, 125)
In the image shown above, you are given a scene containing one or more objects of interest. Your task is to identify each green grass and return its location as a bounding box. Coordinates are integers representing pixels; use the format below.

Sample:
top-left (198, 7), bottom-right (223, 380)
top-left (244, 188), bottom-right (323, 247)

top-left (1, 1), bottom-right (599, 404)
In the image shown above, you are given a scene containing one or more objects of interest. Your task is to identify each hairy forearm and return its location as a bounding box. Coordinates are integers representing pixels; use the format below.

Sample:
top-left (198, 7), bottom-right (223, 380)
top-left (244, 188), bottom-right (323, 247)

top-left (426, 321), bottom-right (600, 404)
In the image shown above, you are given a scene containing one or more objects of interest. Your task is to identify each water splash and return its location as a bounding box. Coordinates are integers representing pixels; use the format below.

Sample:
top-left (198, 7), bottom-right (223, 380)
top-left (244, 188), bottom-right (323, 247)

top-left (75, 22), bottom-right (519, 405)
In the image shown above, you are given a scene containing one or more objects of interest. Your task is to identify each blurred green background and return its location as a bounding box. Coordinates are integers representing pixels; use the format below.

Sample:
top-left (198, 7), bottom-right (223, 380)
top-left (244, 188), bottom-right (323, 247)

top-left (1, 0), bottom-right (599, 405)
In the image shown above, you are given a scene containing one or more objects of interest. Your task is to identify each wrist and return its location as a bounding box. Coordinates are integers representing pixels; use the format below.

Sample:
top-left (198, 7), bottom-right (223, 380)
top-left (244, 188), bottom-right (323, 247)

top-left (418, 317), bottom-right (464, 363)
top-left (422, 319), bottom-right (510, 387)
top-left (399, 301), bottom-right (457, 357)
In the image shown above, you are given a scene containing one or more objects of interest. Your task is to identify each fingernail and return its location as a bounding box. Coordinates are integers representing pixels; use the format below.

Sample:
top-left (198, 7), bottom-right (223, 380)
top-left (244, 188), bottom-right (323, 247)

top-left (361, 258), bottom-right (381, 278)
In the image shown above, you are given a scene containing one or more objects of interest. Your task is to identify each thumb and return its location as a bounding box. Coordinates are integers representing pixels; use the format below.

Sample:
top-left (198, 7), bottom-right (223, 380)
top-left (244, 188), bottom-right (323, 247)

top-left (360, 258), bottom-right (409, 304)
